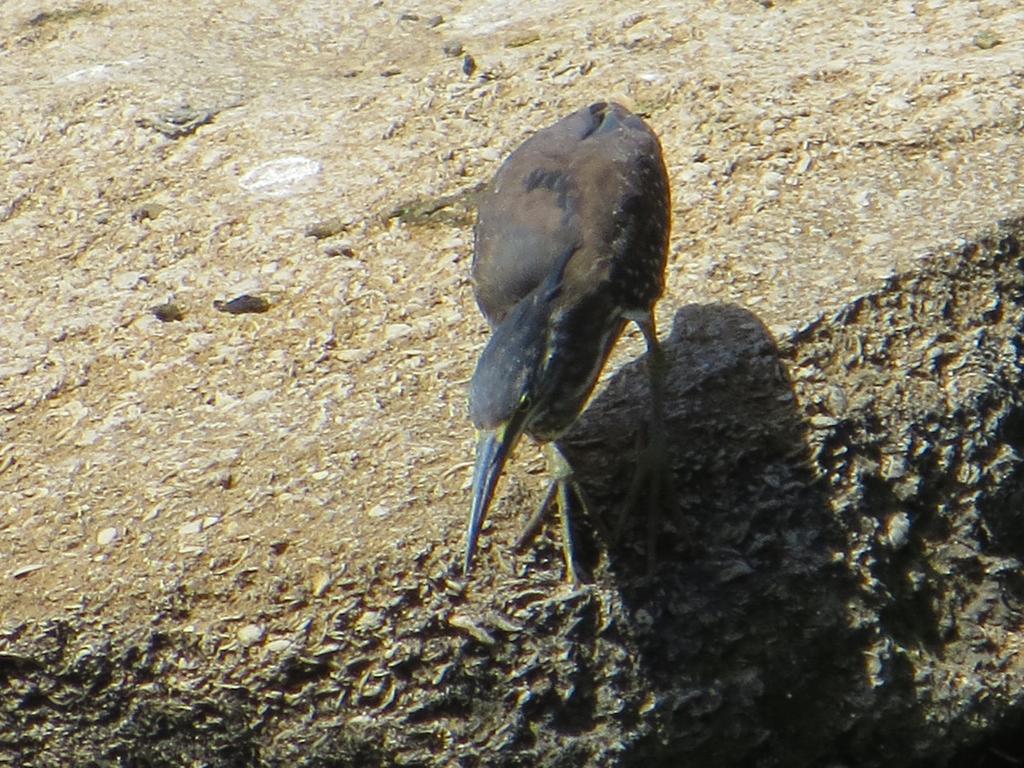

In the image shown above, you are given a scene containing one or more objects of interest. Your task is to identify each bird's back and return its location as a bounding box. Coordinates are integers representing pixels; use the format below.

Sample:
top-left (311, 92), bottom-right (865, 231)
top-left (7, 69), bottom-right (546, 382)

top-left (472, 102), bottom-right (670, 327)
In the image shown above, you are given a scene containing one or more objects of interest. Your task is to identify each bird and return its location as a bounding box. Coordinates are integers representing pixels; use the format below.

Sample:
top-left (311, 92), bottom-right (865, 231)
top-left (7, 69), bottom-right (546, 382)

top-left (463, 101), bottom-right (672, 581)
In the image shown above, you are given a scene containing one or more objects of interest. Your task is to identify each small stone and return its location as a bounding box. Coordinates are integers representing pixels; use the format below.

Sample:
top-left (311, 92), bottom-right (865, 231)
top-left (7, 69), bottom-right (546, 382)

top-left (311, 570), bottom-right (332, 597)
top-left (337, 348), bottom-right (371, 363)
top-left (11, 563), bottom-right (45, 579)
top-left (131, 203), bottom-right (167, 222)
top-left (305, 217), bottom-right (348, 239)
top-left (137, 105), bottom-right (219, 139)
top-left (449, 613), bottom-right (496, 645)
top-left (76, 428), bottom-right (100, 447)
top-left (324, 244), bottom-right (356, 259)
top-left (238, 624), bottom-right (265, 647)
top-left (267, 638), bottom-right (292, 653)
top-left (97, 527), bottom-right (119, 546)
top-left (355, 611), bottom-right (386, 632)
top-left (238, 156), bottom-right (321, 195)
top-left (179, 519), bottom-right (204, 535)
top-left (185, 332), bottom-right (215, 352)
top-left (506, 30), bottom-right (540, 48)
top-left (884, 512), bottom-right (911, 549)
top-left (462, 55), bottom-right (476, 76)
top-left (151, 302), bottom-right (184, 322)
top-left (269, 540), bottom-right (289, 556)
top-left (761, 170), bottom-right (784, 190)
top-left (810, 415), bottom-right (840, 429)
top-left (385, 323), bottom-right (413, 342)
top-left (973, 29), bottom-right (1000, 50)
top-left (213, 295), bottom-right (270, 314)
top-left (443, 40), bottom-right (463, 57)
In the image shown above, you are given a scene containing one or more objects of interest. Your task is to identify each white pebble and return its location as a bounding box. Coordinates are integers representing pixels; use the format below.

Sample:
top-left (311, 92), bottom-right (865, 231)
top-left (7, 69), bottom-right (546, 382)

top-left (97, 527), bottom-right (119, 546)
top-left (179, 519), bottom-right (204, 536)
top-left (238, 624), bottom-right (265, 647)
top-left (385, 323), bottom-right (413, 342)
top-left (239, 157), bottom-right (321, 196)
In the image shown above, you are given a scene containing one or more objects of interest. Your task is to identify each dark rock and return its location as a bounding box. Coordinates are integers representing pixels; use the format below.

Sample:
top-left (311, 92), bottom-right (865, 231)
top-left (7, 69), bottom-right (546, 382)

top-left (213, 295), bottom-right (270, 314)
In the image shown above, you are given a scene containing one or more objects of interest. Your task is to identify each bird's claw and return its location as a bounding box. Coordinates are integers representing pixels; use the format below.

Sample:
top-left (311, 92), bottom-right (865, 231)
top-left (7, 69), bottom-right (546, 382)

top-left (513, 445), bottom-right (595, 583)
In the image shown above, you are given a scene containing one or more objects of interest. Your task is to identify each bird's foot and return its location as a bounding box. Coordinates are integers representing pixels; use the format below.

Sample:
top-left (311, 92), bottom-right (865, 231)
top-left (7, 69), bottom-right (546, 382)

top-left (513, 444), bottom-right (595, 583)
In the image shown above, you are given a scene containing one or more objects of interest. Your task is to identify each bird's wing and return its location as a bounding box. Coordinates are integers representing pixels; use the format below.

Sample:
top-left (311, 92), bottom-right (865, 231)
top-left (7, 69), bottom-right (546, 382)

top-left (472, 101), bottom-right (667, 322)
top-left (563, 108), bottom-right (670, 313)
top-left (472, 155), bottom-right (583, 325)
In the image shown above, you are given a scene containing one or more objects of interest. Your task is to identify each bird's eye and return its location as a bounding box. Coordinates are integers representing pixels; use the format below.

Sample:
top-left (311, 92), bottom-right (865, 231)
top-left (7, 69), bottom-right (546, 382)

top-left (519, 393), bottom-right (532, 410)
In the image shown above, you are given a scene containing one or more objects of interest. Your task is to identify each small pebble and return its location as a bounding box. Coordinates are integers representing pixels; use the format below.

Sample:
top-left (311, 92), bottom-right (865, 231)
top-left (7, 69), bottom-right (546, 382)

top-left (305, 217), bottom-right (348, 239)
top-left (238, 156), bottom-right (321, 195)
top-left (311, 570), bottom-right (332, 597)
top-left (97, 527), bottom-right (119, 546)
top-left (269, 540), bottom-right (289, 556)
top-left (238, 624), bottom-right (265, 647)
top-left (369, 504), bottom-right (393, 519)
top-left (462, 55), bottom-right (476, 76)
top-left (131, 203), bottom-right (167, 222)
top-left (761, 170), bottom-right (784, 191)
top-left (152, 303), bottom-right (184, 322)
top-left (443, 40), bottom-right (463, 57)
top-left (323, 243), bottom-right (356, 258)
top-left (213, 295), bottom-right (270, 314)
top-left (884, 512), bottom-right (912, 549)
top-left (385, 323), bottom-right (413, 342)
top-left (11, 563), bottom-right (45, 579)
top-left (973, 29), bottom-right (1001, 49)
top-left (506, 30), bottom-right (540, 48)
top-left (337, 348), bottom-right (370, 363)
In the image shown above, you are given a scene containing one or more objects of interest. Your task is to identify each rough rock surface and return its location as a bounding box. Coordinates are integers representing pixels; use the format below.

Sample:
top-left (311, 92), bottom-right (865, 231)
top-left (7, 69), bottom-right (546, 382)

top-left (1, 1), bottom-right (1023, 766)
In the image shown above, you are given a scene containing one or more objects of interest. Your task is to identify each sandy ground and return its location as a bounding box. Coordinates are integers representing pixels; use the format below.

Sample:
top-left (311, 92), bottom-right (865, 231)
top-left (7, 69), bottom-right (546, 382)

top-left (1, 0), bottom-right (1023, 642)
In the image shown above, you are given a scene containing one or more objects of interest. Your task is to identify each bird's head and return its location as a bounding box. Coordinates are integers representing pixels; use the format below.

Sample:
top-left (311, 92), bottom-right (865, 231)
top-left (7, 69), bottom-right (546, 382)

top-left (463, 286), bottom-right (558, 574)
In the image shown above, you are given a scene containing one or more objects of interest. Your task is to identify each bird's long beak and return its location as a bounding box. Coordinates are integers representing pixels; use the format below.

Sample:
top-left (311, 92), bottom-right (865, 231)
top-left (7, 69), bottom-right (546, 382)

top-left (464, 410), bottom-right (528, 574)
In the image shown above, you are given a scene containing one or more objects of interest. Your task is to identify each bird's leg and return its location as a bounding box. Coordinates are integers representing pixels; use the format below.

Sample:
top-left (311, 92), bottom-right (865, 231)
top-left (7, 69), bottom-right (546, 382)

top-left (515, 478), bottom-right (557, 550)
top-left (514, 442), bottom-right (591, 583)
top-left (615, 312), bottom-right (674, 573)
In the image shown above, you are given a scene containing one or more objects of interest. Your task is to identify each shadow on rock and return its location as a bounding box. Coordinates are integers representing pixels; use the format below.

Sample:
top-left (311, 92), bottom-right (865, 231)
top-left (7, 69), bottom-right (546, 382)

top-left (558, 303), bottom-right (887, 766)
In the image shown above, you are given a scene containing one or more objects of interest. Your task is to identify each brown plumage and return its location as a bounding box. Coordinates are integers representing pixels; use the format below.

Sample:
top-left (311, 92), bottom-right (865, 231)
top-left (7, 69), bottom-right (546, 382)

top-left (464, 102), bottom-right (671, 579)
